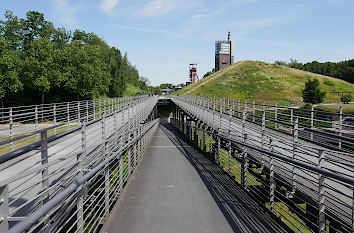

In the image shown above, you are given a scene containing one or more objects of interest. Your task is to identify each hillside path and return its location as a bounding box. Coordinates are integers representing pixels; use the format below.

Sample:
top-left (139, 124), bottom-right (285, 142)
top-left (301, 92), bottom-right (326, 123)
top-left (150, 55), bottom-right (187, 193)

top-left (185, 61), bottom-right (245, 94)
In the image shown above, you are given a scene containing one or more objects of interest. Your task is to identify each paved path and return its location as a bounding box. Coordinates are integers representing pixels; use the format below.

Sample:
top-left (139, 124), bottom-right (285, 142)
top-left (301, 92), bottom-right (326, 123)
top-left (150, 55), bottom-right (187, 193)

top-left (103, 124), bottom-right (289, 233)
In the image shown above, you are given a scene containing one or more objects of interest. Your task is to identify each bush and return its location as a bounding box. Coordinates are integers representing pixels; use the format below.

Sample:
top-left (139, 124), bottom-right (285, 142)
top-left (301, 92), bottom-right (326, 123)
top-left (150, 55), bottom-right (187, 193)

top-left (341, 94), bottom-right (352, 104)
top-left (323, 80), bottom-right (335, 86)
top-left (302, 78), bottom-right (326, 104)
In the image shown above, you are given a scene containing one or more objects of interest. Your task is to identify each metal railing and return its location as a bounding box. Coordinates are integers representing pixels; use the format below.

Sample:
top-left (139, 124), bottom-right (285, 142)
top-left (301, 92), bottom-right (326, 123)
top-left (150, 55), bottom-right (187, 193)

top-left (172, 95), bottom-right (354, 233)
top-left (172, 95), bottom-right (354, 152)
top-left (0, 95), bottom-right (159, 232)
top-left (0, 96), bottom-right (148, 155)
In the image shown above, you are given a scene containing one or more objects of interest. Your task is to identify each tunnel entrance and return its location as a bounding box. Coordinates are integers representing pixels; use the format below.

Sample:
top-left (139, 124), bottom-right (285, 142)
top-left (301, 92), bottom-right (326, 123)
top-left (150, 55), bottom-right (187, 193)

top-left (156, 98), bottom-right (173, 123)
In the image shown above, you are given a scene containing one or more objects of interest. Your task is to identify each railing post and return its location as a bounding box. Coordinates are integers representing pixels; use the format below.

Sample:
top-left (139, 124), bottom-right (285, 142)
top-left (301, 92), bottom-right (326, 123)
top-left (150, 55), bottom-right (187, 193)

top-left (217, 136), bottom-right (220, 165)
top-left (128, 146), bottom-right (132, 174)
top-left (41, 130), bottom-right (49, 205)
top-left (291, 117), bottom-right (298, 195)
top-left (241, 133), bottom-right (248, 190)
top-left (0, 185), bottom-right (9, 232)
top-left (274, 101), bottom-right (278, 129)
top-left (77, 102), bottom-right (80, 125)
top-left (290, 102), bottom-right (294, 126)
top-left (102, 109), bottom-right (110, 219)
top-left (311, 104), bottom-right (314, 141)
top-left (238, 99), bottom-right (241, 118)
top-left (35, 106), bottom-right (39, 141)
top-left (260, 101), bottom-right (266, 172)
top-left (10, 108), bottom-right (13, 151)
top-left (77, 122), bottom-right (86, 233)
top-left (54, 104), bottom-right (57, 135)
top-left (66, 102), bottom-right (70, 125)
top-left (339, 107), bottom-right (342, 149)
top-left (252, 100), bottom-right (255, 122)
top-left (242, 107), bottom-right (247, 136)
top-left (228, 139), bottom-right (232, 176)
top-left (86, 100), bottom-right (89, 122)
top-left (93, 100), bottom-right (96, 120)
top-left (269, 139), bottom-right (275, 213)
top-left (318, 150), bottom-right (326, 233)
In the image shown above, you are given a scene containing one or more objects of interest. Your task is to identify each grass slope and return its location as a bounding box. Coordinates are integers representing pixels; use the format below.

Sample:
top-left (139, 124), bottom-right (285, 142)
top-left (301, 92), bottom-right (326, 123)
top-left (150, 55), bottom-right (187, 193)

top-left (123, 83), bottom-right (148, 96)
top-left (177, 61), bottom-right (354, 103)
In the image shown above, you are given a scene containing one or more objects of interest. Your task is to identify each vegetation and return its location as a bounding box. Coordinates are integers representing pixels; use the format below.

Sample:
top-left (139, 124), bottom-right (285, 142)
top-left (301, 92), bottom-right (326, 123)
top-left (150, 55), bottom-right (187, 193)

top-left (0, 10), bottom-right (149, 107)
top-left (275, 58), bottom-right (354, 84)
top-left (341, 94), bottom-right (352, 104)
top-left (176, 61), bottom-right (354, 103)
top-left (203, 68), bottom-right (216, 78)
top-left (302, 78), bottom-right (326, 104)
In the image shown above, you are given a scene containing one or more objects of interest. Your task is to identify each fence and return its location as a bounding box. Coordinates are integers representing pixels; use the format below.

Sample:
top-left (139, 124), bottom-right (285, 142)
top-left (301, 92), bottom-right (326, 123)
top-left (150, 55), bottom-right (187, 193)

top-left (172, 95), bottom-right (354, 152)
top-left (0, 96), bottom-right (148, 155)
top-left (0, 95), bottom-right (158, 232)
top-left (172, 95), bottom-right (354, 233)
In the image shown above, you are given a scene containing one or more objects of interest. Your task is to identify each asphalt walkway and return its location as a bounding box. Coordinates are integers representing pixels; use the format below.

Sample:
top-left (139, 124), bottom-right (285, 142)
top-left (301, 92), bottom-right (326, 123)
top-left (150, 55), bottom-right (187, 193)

top-left (103, 123), bottom-right (289, 233)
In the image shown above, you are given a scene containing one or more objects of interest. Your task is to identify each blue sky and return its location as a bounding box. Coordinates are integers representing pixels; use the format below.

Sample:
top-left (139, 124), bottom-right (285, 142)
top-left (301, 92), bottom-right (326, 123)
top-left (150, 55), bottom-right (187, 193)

top-left (1, 0), bottom-right (354, 86)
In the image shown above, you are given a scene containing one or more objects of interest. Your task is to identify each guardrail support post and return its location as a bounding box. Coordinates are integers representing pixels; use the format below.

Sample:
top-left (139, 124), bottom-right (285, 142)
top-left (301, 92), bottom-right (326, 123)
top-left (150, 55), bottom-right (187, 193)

top-left (217, 136), bottom-right (220, 165)
top-left (54, 104), bottom-right (57, 135)
top-left (0, 185), bottom-right (9, 232)
top-left (311, 104), bottom-right (314, 141)
top-left (66, 103), bottom-right (70, 125)
top-left (318, 150), bottom-right (326, 233)
top-left (35, 106), bottom-right (39, 141)
top-left (41, 130), bottom-right (49, 205)
top-left (269, 139), bottom-right (275, 213)
top-left (228, 139), bottom-right (232, 176)
top-left (238, 99), bottom-right (240, 118)
top-left (290, 117), bottom-right (298, 196)
top-left (339, 107), bottom-right (342, 149)
top-left (77, 122), bottom-right (86, 233)
top-left (274, 102), bottom-right (278, 129)
top-left (77, 102), bottom-right (80, 125)
top-left (10, 108), bottom-right (13, 151)
top-left (290, 102), bottom-right (294, 127)
top-left (241, 133), bottom-right (248, 190)
top-left (252, 100), bottom-right (255, 122)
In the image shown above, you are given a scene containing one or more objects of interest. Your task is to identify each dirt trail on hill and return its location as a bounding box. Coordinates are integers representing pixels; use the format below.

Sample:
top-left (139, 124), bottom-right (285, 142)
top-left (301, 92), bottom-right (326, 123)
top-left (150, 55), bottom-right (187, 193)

top-left (185, 61), bottom-right (245, 94)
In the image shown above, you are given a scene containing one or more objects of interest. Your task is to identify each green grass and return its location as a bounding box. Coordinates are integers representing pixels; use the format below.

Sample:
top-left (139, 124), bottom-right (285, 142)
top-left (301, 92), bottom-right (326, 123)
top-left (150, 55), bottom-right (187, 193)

top-left (315, 103), bottom-right (354, 114)
top-left (176, 61), bottom-right (354, 104)
top-left (123, 83), bottom-right (148, 96)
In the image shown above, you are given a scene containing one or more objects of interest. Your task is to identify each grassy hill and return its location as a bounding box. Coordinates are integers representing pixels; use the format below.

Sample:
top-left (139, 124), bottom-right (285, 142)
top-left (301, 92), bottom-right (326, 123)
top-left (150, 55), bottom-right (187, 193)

top-left (176, 61), bottom-right (354, 104)
top-left (123, 83), bottom-right (148, 96)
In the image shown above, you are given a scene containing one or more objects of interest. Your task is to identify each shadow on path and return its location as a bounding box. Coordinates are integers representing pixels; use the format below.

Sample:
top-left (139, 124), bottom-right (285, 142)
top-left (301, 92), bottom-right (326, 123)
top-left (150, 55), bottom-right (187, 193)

top-left (159, 123), bottom-right (290, 233)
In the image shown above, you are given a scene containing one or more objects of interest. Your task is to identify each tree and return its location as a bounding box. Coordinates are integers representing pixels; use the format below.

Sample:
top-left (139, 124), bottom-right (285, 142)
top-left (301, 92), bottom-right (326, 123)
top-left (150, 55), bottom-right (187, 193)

top-left (341, 94), bottom-right (352, 104)
top-left (154, 86), bottom-right (162, 95)
top-left (0, 10), bottom-right (22, 50)
top-left (160, 83), bottom-right (172, 89)
top-left (20, 11), bottom-right (55, 50)
top-left (0, 35), bottom-right (22, 107)
top-left (21, 37), bottom-right (58, 104)
top-left (62, 40), bottom-right (110, 99)
top-left (302, 78), bottom-right (326, 104)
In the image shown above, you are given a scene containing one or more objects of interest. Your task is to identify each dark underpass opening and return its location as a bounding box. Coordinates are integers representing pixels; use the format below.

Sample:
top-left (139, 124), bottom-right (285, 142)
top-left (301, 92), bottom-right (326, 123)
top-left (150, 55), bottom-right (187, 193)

top-left (156, 98), bottom-right (174, 123)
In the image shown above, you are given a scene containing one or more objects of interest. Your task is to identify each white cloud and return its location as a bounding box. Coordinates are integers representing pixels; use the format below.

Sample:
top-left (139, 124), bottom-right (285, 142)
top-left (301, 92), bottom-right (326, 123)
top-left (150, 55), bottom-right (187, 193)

top-left (101, 0), bottom-right (120, 15)
top-left (54, 0), bottom-right (82, 26)
top-left (111, 24), bottom-right (169, 34)
top-left (133, 0), bottom-right (180, 17)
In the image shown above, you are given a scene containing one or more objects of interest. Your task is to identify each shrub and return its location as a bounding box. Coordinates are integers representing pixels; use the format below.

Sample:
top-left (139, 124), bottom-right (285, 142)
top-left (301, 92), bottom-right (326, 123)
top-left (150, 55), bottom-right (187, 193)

top-left (302, 78), bottom-right (326, 104)
top-left (323, 80), bottom-right (335, 86)
top-left (341, 94), bottom-right (352, 104)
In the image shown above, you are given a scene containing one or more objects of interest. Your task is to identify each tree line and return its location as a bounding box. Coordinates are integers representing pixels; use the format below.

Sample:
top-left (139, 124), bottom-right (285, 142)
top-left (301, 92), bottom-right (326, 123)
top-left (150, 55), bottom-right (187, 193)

top-left (0, 10), bottom-right (149, 107)
top-left (275, 59), bottom-right (354, 84)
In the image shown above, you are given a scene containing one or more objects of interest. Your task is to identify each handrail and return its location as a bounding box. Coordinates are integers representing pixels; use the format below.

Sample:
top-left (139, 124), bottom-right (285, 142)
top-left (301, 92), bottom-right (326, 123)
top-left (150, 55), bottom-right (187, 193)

top-left (7, 119), bottom-right (159, 233)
